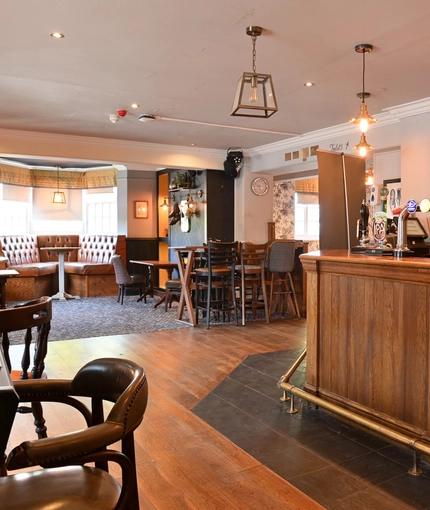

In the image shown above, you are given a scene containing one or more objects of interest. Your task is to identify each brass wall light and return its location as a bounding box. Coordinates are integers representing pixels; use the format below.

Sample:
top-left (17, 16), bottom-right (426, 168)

top-left (231, 26), bottom-right (278, 118)
top-left (159, 196), bottom-right (170, 210)
top-left (186, 194), bottom-right (198, 216)
top-left (52, 166), bottom-right (66, 204)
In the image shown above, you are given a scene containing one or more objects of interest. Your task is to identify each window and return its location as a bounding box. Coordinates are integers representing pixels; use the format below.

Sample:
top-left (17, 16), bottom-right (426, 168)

top-left (295, 192), bottom-right (319, 240)
top-left (0, 184), bottom-right (31, 234)
top-left (83, 188), bottom-right (117, 234)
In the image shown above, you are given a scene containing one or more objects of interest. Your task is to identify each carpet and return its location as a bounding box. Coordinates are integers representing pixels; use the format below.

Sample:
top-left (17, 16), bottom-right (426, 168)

top-left (8, 295), bottom-right (192, 344)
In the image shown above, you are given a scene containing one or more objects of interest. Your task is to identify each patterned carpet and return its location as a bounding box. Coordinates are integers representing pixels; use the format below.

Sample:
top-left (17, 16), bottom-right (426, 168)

top-left (8, 295), bottom-right (192, 344)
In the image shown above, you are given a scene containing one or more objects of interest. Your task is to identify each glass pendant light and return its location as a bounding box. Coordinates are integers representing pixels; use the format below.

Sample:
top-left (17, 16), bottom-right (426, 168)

top-left (349, 44), bottom-right (378, 133)
top-left (231, 26), bottom-right (278, 118)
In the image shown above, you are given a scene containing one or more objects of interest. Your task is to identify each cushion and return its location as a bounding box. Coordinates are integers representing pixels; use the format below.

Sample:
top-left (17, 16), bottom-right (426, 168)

top-left (8, 263), bottom-right (58, 277)
top-left (65, 262), bottom-right (114, 275)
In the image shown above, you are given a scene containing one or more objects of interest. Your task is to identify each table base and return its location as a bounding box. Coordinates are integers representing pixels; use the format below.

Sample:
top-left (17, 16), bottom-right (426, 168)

top-left (51, 291), bottom-right (80, 301)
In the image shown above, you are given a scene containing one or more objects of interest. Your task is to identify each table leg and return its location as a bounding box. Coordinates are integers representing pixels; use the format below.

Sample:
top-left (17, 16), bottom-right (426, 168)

top-left (137, 266), bottom-right (153, 302)
top-left (153, 267), bottom-right (175, 309)
top-left (51, 253), bottom-right (79, 301)
top-left (176, 250), bottom-right (196, 325)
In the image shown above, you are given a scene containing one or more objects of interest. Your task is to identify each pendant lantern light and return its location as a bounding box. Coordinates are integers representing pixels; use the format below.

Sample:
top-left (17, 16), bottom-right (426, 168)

top-left (350, 44), bottom-right (377, 157)
top-left (52, 166), bottom-right (66, 204)
top-left (231, 26), bottom-right (278, 119)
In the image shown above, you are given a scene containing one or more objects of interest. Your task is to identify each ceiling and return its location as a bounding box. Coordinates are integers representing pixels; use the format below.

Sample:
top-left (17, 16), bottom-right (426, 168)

top-left (2, 0), bottom-right (430, 160)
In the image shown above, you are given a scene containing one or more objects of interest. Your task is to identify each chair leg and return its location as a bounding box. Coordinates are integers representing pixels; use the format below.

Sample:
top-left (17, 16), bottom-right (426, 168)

top-left (120, 285), bottom-right (125, 305)
top-left (117, 285), bottom-right (121, 303)
top-left (288, 273), bottom-right (301, 319)
top-left (31, 401), bottom-right (47, 439)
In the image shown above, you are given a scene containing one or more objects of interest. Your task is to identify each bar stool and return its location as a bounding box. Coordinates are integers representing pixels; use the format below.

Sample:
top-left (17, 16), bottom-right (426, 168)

top-left (194, 241), bottom-right (238, 329)
top-left (236, 242), bottom-right (269, 325)
top-left (265, 240), bottom-right (301, 320)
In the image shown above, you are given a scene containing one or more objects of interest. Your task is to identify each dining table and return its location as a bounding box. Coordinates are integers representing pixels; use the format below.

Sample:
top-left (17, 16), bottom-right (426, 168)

top-left (130, 260), bottom-right (178, 308)
top-left (40, 246), bottom-right (81, 301)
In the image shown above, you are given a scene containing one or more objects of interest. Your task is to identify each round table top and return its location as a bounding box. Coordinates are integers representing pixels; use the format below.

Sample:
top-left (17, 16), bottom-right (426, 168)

top-left (40, 246), bottom-right (81, 252)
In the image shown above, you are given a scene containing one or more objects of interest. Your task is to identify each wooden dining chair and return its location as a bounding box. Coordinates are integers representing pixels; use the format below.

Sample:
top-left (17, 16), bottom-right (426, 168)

top-left (0, 296), bottom-right (52, 439)
top-left (3, 357), bottom-right (149, 510)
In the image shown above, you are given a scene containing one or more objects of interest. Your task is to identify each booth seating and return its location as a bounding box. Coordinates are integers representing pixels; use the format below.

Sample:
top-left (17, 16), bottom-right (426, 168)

top-left (0, 234), bottom-right (126, 301)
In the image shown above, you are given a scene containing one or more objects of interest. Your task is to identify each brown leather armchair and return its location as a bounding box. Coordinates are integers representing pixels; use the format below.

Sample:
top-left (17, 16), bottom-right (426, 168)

top-left (1, 357), bottom-right (148, 510)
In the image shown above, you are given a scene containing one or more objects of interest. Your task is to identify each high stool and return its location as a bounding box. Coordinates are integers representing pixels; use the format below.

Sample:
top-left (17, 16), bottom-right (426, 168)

top-left (265, 240), bottom-right (301, 320)
top-left (194, 241), bottom-right (238, 329)
top-left (236, 242), bottom-right (269, 325)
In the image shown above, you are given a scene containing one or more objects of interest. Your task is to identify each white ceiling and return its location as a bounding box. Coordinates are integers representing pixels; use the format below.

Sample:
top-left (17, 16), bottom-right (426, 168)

top-left (2, 0), bottom-right (430, 161)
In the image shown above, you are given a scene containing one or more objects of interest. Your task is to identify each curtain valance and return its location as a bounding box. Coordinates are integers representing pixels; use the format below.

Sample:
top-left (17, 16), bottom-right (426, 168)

top-left (0, 163), bottom-right (117, 189)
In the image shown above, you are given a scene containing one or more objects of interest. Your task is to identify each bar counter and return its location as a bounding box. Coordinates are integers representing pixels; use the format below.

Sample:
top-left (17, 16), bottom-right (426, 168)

top-left (300, 249), bottom-right (430, 439)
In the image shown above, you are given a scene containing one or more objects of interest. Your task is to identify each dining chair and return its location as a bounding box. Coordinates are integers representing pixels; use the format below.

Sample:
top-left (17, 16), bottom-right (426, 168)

top-left (3, 357), bottom-right (148, 510)
top-left (164, 278), bottom-right (182, 311)
top-left (194, 240), bottom-right (238, 329)
top-left (265, 240), bottom-right (301, 320)
top-left (111, 255), bottom-right (147, 305)
top-left (0, 296), bottom-right (52, 440)
top-left (236, 242), bottom-right (269, 325)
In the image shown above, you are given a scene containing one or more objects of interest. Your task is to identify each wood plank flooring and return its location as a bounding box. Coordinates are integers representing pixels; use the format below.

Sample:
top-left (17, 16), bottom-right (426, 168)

top-left (6, 318), bottom-right (322, 509)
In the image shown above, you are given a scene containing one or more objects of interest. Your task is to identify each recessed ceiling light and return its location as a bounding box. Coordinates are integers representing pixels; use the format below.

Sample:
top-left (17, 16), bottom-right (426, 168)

top-left (131, 103), bottom-right (139, 108)
top-left (304, 82), bottom-right (314, 87)
top-left (50, 32), bottom-right (65, 39)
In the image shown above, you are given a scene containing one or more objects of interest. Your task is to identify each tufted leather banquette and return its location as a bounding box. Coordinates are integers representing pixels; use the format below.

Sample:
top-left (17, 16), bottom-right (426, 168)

top-left (0, 234), bottom-right (126, 301)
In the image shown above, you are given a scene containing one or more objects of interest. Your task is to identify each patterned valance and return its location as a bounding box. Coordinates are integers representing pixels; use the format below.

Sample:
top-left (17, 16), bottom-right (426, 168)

top-left (295, 177), bottom-right (318, 193)
top-left (0, 163), bottom-right (117, 189)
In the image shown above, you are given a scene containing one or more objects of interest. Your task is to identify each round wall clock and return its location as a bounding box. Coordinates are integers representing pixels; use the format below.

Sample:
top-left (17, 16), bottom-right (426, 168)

top-left (251, 177), bottom-right (269, 196)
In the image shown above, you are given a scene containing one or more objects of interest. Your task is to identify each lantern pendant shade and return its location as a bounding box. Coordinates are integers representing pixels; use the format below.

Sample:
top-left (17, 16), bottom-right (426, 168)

top-left (52, 191), bottom-right (66, 204)
top-left (52, 166), bottom-right (66, 204)
top-left (231, 72), bottom-right (278, 118)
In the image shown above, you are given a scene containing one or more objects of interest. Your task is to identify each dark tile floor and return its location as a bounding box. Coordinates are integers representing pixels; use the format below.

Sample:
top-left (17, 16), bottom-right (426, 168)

top-left (192, 348), bottom-right (430, 509)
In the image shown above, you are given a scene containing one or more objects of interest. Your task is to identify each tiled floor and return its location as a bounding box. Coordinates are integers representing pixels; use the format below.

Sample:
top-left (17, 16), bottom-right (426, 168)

top-left (192, 349), bottom-right (430, 509)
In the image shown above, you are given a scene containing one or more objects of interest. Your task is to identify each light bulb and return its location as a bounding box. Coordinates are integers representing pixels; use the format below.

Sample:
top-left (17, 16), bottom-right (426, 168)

top-left (359, 146), bottom-right (367, 157)
top-left (360, 118), bottom-right (369, 133)
top-left (249, 75), bottom-right (258, 103)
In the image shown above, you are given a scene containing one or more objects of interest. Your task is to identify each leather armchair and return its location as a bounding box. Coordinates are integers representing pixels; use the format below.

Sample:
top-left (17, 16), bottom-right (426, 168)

top-left (1, 357), bottom-right (148, 510)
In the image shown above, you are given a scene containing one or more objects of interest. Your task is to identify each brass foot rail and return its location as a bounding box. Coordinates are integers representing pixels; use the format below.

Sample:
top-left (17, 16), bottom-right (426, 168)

top-left (277, 348), bottom-right (429, 476)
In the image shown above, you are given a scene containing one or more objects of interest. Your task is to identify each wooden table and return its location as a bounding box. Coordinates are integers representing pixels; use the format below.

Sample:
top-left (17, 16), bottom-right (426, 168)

top-left (130, 260), bottom-right (178, 308)
top-left (40, 247), bottom-right (80, 301)
top-left (0, 270), bottom-right (19, 308)
top-left (170, 246), bottom-right (205, 326)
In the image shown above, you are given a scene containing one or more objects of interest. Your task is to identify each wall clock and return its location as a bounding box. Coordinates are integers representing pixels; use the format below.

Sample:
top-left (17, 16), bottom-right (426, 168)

top-left (251, 177), bottom-right (269, 196)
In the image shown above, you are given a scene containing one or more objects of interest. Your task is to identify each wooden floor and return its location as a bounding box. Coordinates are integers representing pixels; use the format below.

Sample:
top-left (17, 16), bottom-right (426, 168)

top-left (7, 318), bottom-right (322, 510)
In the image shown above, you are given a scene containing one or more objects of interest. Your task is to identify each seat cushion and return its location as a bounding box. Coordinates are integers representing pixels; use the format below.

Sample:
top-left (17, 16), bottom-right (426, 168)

top-left (0, 465), bottom-right (121, 510)
top-left (8, 263), bottom-right (58, 277)
top-left (64, 262), bottom-right (114, 275)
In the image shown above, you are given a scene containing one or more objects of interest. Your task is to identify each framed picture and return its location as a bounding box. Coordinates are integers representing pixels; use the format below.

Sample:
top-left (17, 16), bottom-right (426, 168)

top-left (383, 179), bottom-right (401, 218)
top-left (134, 201), bottom-right (148, 219)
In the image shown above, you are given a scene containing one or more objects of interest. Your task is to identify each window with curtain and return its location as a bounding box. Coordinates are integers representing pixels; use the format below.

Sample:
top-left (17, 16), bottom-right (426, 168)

top-left (295, 192), bottom-right (319, 240)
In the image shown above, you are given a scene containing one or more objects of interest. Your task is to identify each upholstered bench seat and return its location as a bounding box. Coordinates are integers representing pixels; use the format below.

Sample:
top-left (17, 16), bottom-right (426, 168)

top-left (0, 234), bottom-right (125, 300)
top-left (8, 263), bottom-right (58, 277)
top-left (65, 262), bottom-right (114, 275)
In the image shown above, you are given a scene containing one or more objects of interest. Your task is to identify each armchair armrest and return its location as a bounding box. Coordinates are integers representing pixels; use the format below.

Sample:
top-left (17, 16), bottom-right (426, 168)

top-left (7, 421), bottom-right (124, 470)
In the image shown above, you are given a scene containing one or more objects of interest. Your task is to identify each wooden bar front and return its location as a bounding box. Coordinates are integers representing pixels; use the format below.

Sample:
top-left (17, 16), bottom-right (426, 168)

top-left (301, 250), bottom-right (430, 439)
